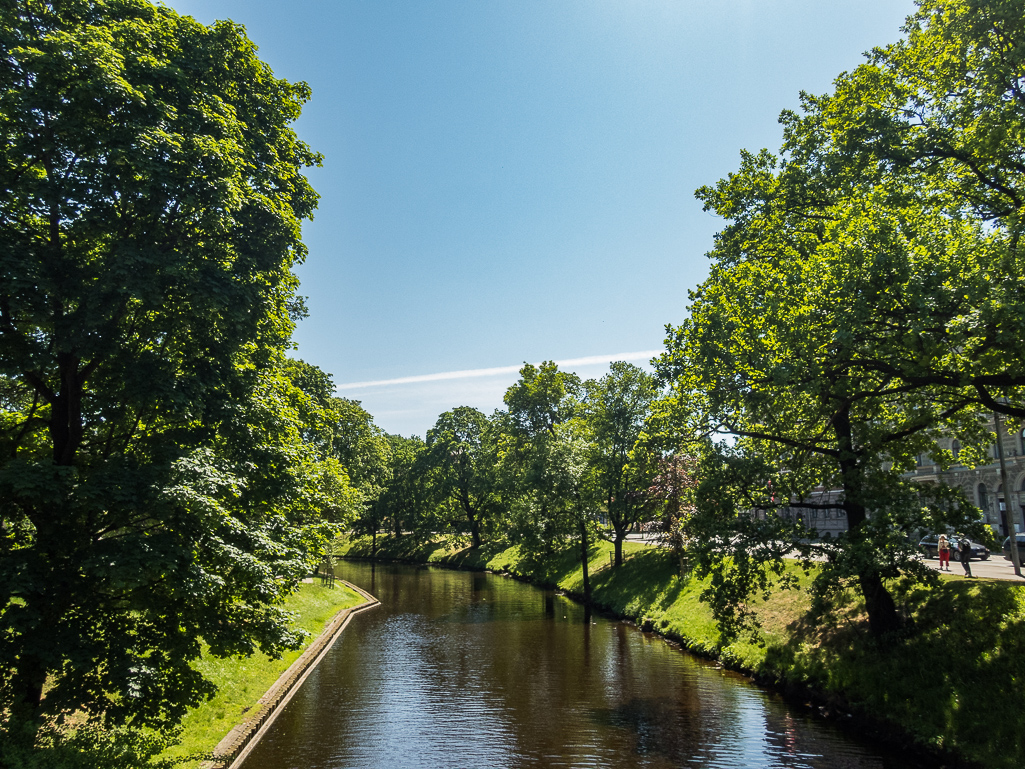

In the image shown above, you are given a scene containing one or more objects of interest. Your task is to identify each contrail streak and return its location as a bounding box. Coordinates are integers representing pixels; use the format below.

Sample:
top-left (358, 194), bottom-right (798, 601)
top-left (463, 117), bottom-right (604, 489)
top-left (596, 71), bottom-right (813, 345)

top-left (336, 350), bottom-right (662, 390)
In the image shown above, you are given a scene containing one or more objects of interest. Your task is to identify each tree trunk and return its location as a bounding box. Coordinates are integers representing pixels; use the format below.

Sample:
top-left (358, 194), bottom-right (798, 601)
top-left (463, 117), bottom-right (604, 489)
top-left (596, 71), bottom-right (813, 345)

top-left (859, 569), bottom-right (901, 636)
top-left (834, 407), bottom-right (901, 637)
top-left (50, 353), bottom-right (84, 466)
top-left (579, 519), bottom-right (591, 602)
top-left (613, 526), bottom-right (625, 566)
top-left (9, 546), bottom-right (68, 731)
top-left (9, 646), bottom-right (47, 728)
top-left (470, 515), bottom-right (481, 548)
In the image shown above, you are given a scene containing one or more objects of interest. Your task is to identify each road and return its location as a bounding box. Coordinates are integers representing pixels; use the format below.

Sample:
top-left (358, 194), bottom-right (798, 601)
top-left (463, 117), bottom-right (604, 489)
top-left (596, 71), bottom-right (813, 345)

top-left (921, 553), bottom-right (1025, 581)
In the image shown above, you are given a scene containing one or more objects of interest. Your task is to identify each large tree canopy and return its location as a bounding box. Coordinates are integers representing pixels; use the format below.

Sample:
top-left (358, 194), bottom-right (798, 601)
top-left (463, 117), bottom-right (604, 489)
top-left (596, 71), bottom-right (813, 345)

top-left (581, 362), bottom-right (657, 566)
top-left (801, 0), bottom-right (1025, 416)
top-left (648, 0), bottom-right (1025, 642)
top-left (0, 0), bottom-right (330, 737)
top-left (424, 407), bottom-right (501, 548)
top-left (657, 152), bottom-right (986, 636)
top-left (501, 363), bottom-right (584, 557)
top-left (654, 1), bottom-right (1019, 637)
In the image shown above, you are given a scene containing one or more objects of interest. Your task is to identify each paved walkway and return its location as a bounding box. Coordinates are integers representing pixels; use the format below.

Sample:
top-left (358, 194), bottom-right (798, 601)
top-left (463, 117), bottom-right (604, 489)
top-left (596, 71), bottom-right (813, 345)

top-left (624, 532), bottom-right (660, 544)
top-left (623, 533), bottom-right (1025, 582)
top-left (922, 554), bottom-right (1025, 581)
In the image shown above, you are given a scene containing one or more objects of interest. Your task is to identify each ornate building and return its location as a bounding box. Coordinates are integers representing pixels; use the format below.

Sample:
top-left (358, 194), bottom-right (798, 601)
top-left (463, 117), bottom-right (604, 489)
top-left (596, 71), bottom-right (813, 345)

top-left (912, 422), bottom-right (1025, 538)
top-left (768, 419), bottom-right (1025, 539)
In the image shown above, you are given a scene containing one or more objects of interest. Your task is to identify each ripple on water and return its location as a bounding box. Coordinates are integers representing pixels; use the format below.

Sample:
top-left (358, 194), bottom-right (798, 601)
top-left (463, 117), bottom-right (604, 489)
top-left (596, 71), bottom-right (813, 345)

top-left (242, 562), bottom-right (910, 769)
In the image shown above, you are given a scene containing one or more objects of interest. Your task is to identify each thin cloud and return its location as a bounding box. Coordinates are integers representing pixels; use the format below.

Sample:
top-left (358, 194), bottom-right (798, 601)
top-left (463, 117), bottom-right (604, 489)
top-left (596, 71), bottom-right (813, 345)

top-left (336, 350), bottom-right (662, 391)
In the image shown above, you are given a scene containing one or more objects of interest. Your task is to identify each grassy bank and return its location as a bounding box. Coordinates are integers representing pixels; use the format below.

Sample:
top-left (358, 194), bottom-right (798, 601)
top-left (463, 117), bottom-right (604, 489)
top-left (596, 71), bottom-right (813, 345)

top-left (337, 534), bottom-right (1025, 769)
top-left (161, 581), bottom-right (366, 765)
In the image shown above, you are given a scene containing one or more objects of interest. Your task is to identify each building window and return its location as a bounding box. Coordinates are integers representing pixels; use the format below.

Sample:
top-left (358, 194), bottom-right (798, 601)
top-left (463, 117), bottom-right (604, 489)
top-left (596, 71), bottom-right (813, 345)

top-left (952, 440), bottom-right (961, 462)
top-left (978, 483), bottom-right (988, 511)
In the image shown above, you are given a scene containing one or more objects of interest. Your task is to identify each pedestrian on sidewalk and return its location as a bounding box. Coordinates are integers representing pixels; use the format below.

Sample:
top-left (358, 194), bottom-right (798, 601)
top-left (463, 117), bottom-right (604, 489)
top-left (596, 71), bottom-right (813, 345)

top-left (938, 534), bottom-right (951, 571)
top-left (958, 535), bottom-right (973, 577)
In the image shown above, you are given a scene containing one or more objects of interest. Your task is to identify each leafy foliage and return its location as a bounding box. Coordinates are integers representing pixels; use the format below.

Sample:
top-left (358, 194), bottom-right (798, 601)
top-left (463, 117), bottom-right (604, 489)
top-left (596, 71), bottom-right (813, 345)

top-left (501, 362), bottom-right (585, 560)
top-left (581, 362), bottom-right (658, 565)
top-left (0, 722), bottom-right (189, 769)
top-left (653, 0), bottom-right (1025, 640)
top-left (423, 407), bottom-right (502, 547)
top-left (0, 0), bottom-right (359, 746)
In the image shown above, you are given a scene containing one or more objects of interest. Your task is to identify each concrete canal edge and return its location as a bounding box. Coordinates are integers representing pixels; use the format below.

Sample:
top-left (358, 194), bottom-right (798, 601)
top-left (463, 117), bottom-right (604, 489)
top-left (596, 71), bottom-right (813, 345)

top-left (200, 579), bottom-right (380, 769)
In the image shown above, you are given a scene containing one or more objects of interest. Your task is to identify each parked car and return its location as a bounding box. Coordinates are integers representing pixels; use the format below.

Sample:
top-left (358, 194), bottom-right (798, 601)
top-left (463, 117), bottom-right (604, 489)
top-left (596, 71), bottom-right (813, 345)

top-left (1001, 535), bottom-right (1025, 565)
top-left (919, 535), bottom-right (990, 561)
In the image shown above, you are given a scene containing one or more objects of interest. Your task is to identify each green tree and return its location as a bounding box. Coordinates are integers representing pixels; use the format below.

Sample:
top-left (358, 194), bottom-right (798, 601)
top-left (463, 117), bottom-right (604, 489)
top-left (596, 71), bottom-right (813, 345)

top-left (581, 362), bottom-right (658, 566)
top-left (327, 396), bottom-right (392, 553)
top-left (658, 118), bottom-right (991, 637)
top-left (282, 359), bottom-right (339, 454)
top-left (550, 419), bottom-right (600, 601)
top-left (278, 360), bottom-right (362, 527)
top-left (0, 0), bottom-right (326, 740)
top-left (827, 0), bottom-right (1025, 244)
top-left (376, 433), bottom-right (427, 541)
top-left (424, 407), bottom-right (501, 548)
top-left (797, 0), bottom-right (1025, 419)
top-left (504, 361), bottom-right (581, 437)
top-left (502, 362), bottom-right (600, 593)
top-left (329, 397), bottom-right (391, 496)
top-left (502, 363), bottom-right (581, 551)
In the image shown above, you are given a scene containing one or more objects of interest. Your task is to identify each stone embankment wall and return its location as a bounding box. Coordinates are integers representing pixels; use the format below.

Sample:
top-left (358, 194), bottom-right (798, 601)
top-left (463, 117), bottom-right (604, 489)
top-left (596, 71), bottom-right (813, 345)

top-left (202, 580), bottom-right (379, 769)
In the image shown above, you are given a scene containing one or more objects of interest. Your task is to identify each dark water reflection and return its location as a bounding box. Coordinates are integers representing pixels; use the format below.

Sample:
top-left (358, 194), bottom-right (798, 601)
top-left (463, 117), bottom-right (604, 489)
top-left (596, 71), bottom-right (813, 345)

top-left (242, 562), bottom-right (912, 769)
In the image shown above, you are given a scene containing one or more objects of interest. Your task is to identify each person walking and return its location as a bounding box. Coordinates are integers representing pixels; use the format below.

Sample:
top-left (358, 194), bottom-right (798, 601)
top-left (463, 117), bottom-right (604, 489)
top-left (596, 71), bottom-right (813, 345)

top-left (937, 534), bottom-right (951, 571)
top-left (958, 535), bottom-right (973, 577)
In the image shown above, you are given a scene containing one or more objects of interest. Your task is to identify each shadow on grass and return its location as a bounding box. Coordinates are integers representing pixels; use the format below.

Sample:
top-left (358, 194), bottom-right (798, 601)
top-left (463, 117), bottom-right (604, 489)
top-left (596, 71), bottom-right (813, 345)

top-left (591, 548), bottom-right (684, 616)
top-left (433, 541), bottom-right (508, 570)
top-left (761, 578), bottom-right (1025, 769)
top-left (337, 534), bottom-right (460, 563)
top-left (340, 535), bottom-right (520, 574)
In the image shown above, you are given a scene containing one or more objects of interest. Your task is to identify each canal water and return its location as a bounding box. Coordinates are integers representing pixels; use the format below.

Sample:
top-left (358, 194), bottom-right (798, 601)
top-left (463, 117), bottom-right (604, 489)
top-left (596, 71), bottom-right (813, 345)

top-left (242, 561), bottom-right (913, 769)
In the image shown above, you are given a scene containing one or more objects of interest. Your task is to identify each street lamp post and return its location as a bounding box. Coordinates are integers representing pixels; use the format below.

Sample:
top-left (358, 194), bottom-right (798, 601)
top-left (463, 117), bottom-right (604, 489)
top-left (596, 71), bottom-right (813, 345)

top-left (993, 411), bottom-right (1022, 578)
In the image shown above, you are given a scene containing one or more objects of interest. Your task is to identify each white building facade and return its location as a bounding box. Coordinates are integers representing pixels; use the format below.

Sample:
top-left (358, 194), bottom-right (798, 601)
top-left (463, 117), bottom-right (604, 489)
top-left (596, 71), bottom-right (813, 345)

top-left (912, 424), bottom-right (1025, 537)
top-left (767, 421), bottom-right (1025, 538)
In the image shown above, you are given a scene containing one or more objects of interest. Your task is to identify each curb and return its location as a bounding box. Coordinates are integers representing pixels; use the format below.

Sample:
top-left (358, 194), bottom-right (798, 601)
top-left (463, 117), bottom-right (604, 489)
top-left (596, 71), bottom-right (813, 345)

top-left (200, 579), bottom-right (379, 769)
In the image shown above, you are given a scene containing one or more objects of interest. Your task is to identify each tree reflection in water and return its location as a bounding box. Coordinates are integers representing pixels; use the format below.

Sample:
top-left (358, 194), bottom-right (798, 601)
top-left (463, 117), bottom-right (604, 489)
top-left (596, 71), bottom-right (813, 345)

top-left (243, 562), bottom-right (909, 769)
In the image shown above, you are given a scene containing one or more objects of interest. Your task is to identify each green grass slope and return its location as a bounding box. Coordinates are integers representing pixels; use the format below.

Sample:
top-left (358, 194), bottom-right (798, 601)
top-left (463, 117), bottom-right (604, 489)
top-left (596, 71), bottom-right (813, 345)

top-left (162, 581), bottom-right (365, 765)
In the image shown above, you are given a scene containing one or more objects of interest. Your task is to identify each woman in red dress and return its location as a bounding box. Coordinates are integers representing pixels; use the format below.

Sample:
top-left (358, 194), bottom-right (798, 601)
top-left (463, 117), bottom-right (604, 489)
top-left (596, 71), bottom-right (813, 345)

top-left (937, 534), bottom-right (950, 571)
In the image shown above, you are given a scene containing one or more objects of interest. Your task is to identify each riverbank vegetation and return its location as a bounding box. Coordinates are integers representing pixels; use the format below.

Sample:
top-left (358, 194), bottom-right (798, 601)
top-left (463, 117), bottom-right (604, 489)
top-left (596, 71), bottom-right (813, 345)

top-left (0, 3), bottom-right (386, 766)
top-left (336, 10), bottom-right (1025, 767)
top-left (358, 0), bottom-right (1025, 655)
top-left (338, 534), bottom-right (1025, 769)
top-left (161, 582), bottom-right (366, 766)
top-left (5, 0), bottom-right (1025, 766)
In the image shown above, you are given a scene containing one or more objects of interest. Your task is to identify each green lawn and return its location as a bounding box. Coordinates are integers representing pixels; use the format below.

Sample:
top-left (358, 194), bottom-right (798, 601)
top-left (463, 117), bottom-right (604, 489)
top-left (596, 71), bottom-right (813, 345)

top-left (161, 581), bottom-right (365, 765)
top-left (339, 533), bottom-right (1025, 768)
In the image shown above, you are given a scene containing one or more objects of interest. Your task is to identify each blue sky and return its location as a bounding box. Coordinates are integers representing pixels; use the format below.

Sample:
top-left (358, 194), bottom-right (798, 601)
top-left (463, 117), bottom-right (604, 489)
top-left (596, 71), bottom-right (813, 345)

top-left (168, 0), bottom-right (916, 437)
